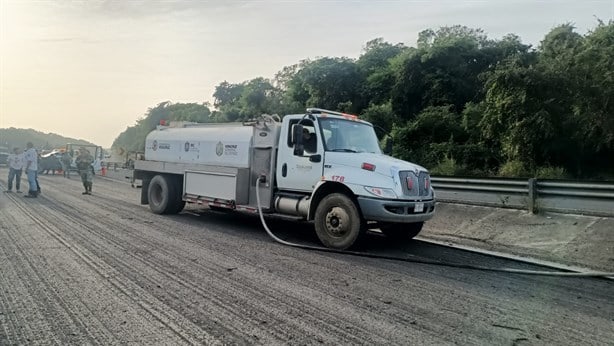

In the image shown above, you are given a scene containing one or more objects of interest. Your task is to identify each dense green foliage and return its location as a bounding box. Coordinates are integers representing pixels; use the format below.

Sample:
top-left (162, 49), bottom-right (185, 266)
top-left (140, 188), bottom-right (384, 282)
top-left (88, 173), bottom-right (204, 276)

top-left (112, 102), bottom-right (212, 152)
top-left (0, 128), bottom-right (94, 150)
top-left (113, 22), bottom-right (614, 179)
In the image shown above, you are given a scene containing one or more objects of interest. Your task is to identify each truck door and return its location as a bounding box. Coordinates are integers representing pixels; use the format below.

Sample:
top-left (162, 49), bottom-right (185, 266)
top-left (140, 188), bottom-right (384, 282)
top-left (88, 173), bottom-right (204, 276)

top-left (276, 118), bottom-right (324, 192)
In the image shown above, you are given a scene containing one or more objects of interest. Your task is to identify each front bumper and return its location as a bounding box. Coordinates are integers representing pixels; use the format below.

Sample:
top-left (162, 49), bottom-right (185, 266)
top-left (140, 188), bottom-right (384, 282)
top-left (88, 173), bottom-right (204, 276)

top-left (357, 196), bottom-right (435, 223)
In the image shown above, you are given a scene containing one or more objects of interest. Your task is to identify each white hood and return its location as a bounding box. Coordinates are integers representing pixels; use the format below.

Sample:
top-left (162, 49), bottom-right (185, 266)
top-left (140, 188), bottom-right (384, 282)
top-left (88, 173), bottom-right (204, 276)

top-left (325, 152), bottom-right (428, 177)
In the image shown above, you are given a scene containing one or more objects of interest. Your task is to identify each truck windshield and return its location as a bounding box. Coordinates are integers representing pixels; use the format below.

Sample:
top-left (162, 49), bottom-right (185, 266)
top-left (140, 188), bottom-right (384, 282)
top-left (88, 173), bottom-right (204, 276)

top-left (319, 118), bottom-right (382, 154)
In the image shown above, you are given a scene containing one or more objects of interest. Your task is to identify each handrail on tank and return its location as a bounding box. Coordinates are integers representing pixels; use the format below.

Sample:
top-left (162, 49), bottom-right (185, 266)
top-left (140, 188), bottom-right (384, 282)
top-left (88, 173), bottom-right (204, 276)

top-left (242, 114), bottom-right (281, 127)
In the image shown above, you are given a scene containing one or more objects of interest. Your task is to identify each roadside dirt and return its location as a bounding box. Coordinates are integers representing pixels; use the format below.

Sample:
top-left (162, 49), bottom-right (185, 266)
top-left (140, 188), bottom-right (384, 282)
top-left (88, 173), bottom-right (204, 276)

top-left (0, 170), bottom-right (613, 345)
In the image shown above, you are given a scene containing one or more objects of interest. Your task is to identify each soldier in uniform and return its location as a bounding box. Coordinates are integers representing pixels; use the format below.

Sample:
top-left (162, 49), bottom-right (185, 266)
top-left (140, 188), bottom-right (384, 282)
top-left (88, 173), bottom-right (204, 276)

top-left (61, 151), bottom-right (73, 178)
top-left (76, 147), bottom-right (94, 195)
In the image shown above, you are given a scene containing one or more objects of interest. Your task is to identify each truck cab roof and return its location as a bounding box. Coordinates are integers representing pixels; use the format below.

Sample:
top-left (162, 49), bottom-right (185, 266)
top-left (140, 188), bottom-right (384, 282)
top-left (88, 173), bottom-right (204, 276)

top-left (285, 108), bottom-right (373, 126)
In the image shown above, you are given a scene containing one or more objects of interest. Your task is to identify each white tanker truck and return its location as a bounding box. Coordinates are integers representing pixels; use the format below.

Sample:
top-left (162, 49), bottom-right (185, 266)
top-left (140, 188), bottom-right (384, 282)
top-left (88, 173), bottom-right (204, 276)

top-left (134, 108), bottom-right (435, 249)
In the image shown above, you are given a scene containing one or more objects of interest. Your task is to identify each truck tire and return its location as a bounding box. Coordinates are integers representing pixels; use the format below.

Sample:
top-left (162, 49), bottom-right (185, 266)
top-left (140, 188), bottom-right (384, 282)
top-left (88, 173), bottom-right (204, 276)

top-left (314, 193), bottom-right (364, 250)
top-left (380, 222), bottom-right (424, 241)
top-left (148, 175), bottom-right (181, 214)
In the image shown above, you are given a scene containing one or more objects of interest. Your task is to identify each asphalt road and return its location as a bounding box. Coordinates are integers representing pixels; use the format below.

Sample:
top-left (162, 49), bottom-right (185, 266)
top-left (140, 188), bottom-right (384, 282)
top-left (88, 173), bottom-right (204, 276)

top-left (0, 170), bottom-right (613, 345)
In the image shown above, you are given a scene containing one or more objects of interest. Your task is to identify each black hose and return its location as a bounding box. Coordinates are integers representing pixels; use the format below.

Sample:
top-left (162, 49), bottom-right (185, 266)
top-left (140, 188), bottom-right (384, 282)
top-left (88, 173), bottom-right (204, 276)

top-left (254, 178), bottom-right (614, 278)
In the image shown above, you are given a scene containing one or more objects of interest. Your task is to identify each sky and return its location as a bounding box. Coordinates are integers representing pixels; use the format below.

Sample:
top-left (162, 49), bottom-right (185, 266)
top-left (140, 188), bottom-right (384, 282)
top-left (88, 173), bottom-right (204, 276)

top-left (1, 0), bottom-right (613, 147)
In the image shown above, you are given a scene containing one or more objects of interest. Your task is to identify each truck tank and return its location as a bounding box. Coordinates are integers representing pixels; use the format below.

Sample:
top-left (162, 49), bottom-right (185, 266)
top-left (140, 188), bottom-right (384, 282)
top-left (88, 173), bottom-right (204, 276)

top-left (144, 124), bottom-right (253, 168)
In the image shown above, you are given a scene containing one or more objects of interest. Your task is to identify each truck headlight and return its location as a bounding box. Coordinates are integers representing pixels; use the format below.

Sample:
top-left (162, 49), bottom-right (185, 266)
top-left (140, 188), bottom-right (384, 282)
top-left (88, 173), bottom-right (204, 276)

top-left (364, 186), bottom-right (397, 199)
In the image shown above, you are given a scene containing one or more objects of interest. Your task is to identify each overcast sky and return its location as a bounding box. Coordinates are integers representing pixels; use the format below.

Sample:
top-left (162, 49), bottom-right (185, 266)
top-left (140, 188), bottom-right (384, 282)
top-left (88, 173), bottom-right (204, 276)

top-left (1, 0), bottom-right (613, 147)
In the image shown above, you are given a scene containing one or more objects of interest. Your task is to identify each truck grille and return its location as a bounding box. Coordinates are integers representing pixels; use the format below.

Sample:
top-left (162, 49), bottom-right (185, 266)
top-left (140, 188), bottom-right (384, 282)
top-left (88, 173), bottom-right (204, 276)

top-left (399, 171), bottom-right (431, 197)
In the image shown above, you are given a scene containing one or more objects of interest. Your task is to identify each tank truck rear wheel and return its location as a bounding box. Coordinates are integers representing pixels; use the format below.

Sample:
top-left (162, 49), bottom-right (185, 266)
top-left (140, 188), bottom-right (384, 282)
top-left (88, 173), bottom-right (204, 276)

top-left (314, 193), bottom-right (363, 250)
top-left (148, 175), bottom-right (177, 214)
top-left (380, 222), bottom-right (424, 241)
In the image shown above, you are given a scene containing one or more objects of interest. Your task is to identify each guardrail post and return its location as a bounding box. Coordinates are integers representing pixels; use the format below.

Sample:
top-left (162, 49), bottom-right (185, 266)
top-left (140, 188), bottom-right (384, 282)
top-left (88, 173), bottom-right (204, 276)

top-left (528, 178), bottom-right (537, 214)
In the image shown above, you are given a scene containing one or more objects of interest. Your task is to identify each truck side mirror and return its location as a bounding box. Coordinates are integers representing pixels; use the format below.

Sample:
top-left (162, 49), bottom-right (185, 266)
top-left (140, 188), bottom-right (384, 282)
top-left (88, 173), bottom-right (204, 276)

top-left (291, 124), bottom-right (303, 144)
top-left (291, 124), bottom-right (305, 156)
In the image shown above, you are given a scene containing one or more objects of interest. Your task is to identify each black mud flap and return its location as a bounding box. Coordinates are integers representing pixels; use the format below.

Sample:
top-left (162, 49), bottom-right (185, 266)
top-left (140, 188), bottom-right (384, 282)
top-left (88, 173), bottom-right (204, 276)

top-left (140, 178), bottom-right (150, 205)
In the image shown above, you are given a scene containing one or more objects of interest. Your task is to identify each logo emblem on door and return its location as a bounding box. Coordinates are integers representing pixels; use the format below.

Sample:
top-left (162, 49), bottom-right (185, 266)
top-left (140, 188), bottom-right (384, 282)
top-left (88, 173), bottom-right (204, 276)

top-left (215, 141), bottom-right (224, 156)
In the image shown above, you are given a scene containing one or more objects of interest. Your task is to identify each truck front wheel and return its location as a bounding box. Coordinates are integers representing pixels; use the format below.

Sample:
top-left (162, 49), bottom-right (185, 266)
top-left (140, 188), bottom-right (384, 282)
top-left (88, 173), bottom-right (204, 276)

top-left (314, 193), bottom-right (363, 250)
top-left (148, 175), bottom-right (183, 214)
top-left (380, 222), bottom-right (424, 241)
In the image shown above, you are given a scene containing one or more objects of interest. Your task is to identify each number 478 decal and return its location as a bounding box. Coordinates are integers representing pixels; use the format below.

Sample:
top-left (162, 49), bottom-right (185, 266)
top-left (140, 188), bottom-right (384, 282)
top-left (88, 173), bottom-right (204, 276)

top-left (331, 175), bottom-right (345, 182)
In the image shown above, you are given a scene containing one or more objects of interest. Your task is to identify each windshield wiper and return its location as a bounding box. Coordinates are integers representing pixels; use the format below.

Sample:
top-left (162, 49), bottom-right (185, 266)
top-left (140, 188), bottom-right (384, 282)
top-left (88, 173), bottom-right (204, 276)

top-left (330, 148), bottom-right (359, 153)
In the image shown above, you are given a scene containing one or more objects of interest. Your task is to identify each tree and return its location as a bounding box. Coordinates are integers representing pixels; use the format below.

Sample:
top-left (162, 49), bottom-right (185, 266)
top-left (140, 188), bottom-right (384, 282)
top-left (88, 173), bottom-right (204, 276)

top-left (391, 26), bottom-right (489, 119)
top-left (109, 22), bottom-right (613, 179)
top-left (213, 81), bottom-right (244, 108)
top-left (286, 57), bottom-right (365, 112)
top-left (568, 22), bottom-right (614, 153)
top-left (392, 105), bottom-right (465, 168)
top-left (357, 38), bottom-right (408, 105)
top-left (478, 56), bottom-right (575, 171)
top-left (417, 25), bottom-right (488, 49)
top-left (357, 38), bottom-right (407, 74)
top-left (360, 102), bottom-right (397, 135)
top-left (476, 22), bottom-right (614, 176)
top-left (168, 103), bottom-right (212, 122)
top-left (112, 102), bottom-right (212, 152)
top-left (212, 77), bottom-right (292, 121)
top-left (0, 128), bottom-right (95, 150)
top-left (539, 23), bottom-right (584, 67)
top-left (238, 78), bottom-right (277, 116)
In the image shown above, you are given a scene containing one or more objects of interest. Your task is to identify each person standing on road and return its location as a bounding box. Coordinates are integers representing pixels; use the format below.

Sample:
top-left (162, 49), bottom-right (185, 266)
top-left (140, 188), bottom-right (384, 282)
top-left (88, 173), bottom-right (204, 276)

top-left (5, 147), bottom-right (24, 193)
top-left (76, 147), bottom-right (94, 195)
top-left (36, 153), bottom-right (41, 194)
top-left (23, 142), bottom-right (39, 198)
top-left (61, 151), bottom-right (73, 178)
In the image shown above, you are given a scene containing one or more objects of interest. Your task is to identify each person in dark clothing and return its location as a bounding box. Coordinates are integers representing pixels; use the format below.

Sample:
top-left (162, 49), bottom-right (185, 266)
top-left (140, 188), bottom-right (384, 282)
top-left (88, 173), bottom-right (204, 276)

top-left (24, 142), bottom-right (39, 198)
top-left (302, 128), bottom-right (317, 153)
top-left (76, 147), bottom-right (94, 195)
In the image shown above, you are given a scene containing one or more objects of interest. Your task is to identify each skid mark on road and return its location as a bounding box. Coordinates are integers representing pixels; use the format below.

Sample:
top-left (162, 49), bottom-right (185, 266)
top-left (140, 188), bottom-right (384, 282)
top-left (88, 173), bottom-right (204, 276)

top-left (2, 191), bottom-right (212, 345)
top-left (39, 189), bottom-right (397, 344)
top-left (1, 173), bottom-right (613, 345)
top-left (0, 202), bottom-right (103, 344)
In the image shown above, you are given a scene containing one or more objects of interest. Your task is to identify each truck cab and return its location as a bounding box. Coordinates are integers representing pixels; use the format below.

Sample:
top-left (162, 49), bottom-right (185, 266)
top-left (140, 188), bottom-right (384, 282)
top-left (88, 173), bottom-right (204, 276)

top-left (275, 109), bottom-right (435, 248)
top-left (135, 108), bottom-right (435, 250)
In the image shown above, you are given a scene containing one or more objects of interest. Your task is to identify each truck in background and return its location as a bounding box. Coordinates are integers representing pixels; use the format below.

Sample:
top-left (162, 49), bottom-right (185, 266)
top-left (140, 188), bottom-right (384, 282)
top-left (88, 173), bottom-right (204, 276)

top-left (134, 108), bottom-right (435, 249)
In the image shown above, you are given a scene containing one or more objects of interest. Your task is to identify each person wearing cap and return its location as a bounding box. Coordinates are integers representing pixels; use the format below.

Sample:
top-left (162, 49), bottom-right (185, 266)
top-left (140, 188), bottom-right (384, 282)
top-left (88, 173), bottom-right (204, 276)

top-left (76, 147), bottom-right (94, 195)
top-left (23, 142), bottom-right (39, 198)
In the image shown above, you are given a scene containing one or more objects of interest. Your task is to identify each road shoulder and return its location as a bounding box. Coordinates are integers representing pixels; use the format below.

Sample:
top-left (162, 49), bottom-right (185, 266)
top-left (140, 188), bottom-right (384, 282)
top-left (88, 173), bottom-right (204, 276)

top-left (421, 203), bottom-right (614, 272)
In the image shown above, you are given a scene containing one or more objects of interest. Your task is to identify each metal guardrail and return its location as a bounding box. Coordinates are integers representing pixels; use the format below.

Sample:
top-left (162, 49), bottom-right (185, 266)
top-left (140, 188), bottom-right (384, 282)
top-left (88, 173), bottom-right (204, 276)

top-left (431, 176), bottom-right (614, 217)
